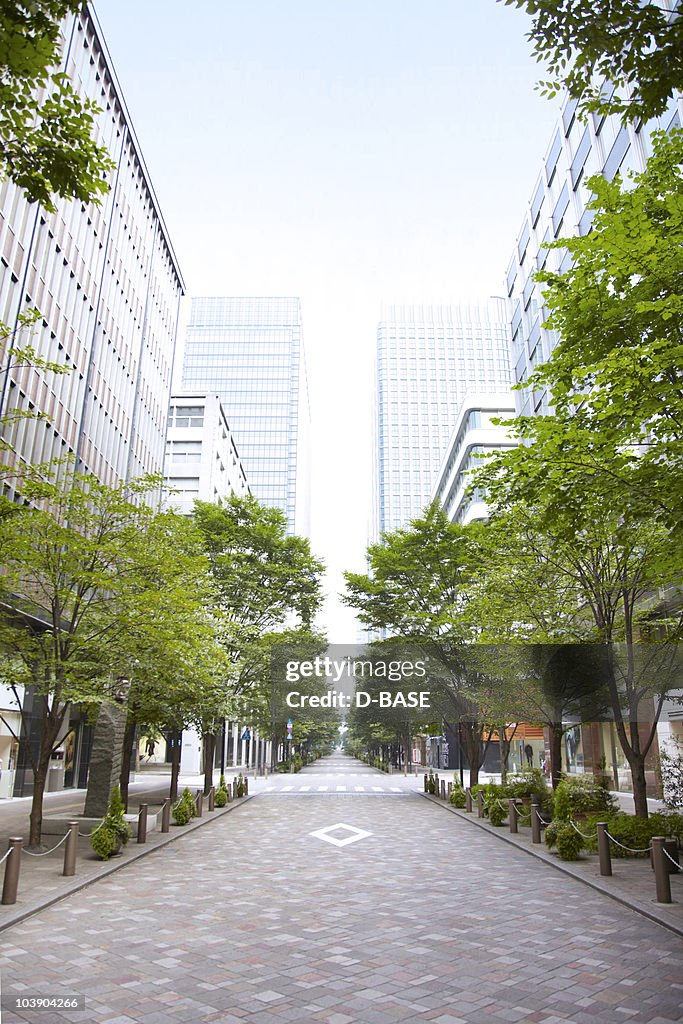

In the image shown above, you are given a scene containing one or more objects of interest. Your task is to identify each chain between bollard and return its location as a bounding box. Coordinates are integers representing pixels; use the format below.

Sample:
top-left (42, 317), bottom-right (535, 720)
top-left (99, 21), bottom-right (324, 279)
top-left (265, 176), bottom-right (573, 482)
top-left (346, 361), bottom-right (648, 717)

top-left (21, 831), bottom-right (71, 856)
top-left (662, 846), bottom-right (681, 868)
top-left (0, 847), bottom-right (13, 865)
top-left (569, 820), bottom-right (597, 841)
top-left (603, 831), bottom-right (652, 854)
top-left (535, 809), bottom-right (551, 826)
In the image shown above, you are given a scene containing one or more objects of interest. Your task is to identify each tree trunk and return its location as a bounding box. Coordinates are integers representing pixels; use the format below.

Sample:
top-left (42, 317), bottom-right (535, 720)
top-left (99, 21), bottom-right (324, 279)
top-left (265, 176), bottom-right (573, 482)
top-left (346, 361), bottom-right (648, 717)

top-left (203, 731), bottom-right (216, 794)
top-left (549, 723), bottom-right (563, 790)
top-left (169, 729), bottom-right (182, 802)
top-left (119, 717), bottom-right (137, 811)
top-left (28, 699), bottom-right (66, 847)
top-left (499, 732), bottom-right (511, 784)
top-left (460, 721), bottom-right (483, 789)
top-left (627, 753), bottom-right (649, 819)
top-left (28, 763), bottom-right (49, 848)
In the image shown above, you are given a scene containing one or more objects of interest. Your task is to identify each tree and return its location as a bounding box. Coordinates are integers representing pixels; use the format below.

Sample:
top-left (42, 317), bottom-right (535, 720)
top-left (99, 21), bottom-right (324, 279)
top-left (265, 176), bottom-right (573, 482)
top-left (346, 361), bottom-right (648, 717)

top-left (343, 503), bottom-right (498, 786)
top-left (192, 495), bottom-right (326, 769)
top-left (520, 129), bottom-right (683, 534)
top-left (0, 470), bottom-right (219, 844)
top-left (0, 1), bottom-right (114, 210)
top-left (502, 0), bottom-right (683, 123)
top-left (111, 513), bottom-right (229, 806)
top-left (474, 435), bottom-right (682, 815)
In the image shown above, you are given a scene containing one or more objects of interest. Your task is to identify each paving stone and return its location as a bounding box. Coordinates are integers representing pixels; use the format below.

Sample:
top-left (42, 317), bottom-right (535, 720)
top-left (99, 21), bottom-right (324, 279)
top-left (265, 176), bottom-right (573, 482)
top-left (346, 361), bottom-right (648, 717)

top-left (0, 756), bottom-right (682, 1023)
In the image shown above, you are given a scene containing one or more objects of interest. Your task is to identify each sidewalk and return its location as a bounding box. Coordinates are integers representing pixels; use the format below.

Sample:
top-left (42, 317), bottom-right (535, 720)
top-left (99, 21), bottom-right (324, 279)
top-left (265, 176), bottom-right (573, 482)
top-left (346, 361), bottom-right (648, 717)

top-left (423, 791), bottom-right (683, 938)
top-left (0, 769), bottom-right (251, 934)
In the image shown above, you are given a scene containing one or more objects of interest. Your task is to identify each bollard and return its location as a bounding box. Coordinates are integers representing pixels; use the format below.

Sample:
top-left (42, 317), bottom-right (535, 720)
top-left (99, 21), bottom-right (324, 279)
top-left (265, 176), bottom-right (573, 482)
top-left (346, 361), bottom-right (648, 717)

top-left (208, 787), bottom-right (215, 811)
top-left (62, 821), bottom-right (79, 877)
top-left (465, 787), bottom-right (472, 813)
top-left (2, 837), bottom-right (23, 905)
top-left (477, 790), bottom-right (484, 818)
top-left (447, 782), bottom-right (453, 799)
top-left (652, 837), bottom-right (672, 904)
top-left (161, 798), bottom-right (170, 834)
top-left (137, 804), bottom-right (148, 844)
top-left (597, 822), bottom-right (612, 877)
top-left (423, 773), bottom-right (428, 793)
top-left (227, 783), bottom-right (233, 802)
top-left (440, 780), bottom-right (446, 801)
top-left (531, 797), bottom-right (541, 844)
top-left (244, 777), bottom-right (249, 796)
top-left (508, 799), bottom-right (518, 834)
top-left (195, 791), bottom-right (203, 817)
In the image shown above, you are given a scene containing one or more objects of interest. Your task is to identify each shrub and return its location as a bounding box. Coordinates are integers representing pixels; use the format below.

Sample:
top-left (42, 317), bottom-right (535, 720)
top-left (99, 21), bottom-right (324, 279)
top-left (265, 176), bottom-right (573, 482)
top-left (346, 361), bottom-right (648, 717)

top-left (449, 785), bottom-right (466, 808)
top-left (234, 773), bottom-right (246, 797)
top-left (172, 800), bottom-right (191, 825)
top-left (556, 823), bottom-right (585, 860)
top-left (91, 784), bottom-right (132, 858)
top-left (180, 787), bottom-right (197, 817)
top-left (504, 768), bottom-right (548, 800)
top-left (427, 772), bottom-right (437, 795)
top-left (544, 819), bottom-right (561, 849)
top-left (488, 800), bottom-right (507, 827)
top-left (90, 823), bottom-right (118, 860)
top-left (582, 811), bottom-right (683, 858)
top-left (553, 775), bottom-right (619, 821)
top-left (214, 775), bottom-right (229, 808)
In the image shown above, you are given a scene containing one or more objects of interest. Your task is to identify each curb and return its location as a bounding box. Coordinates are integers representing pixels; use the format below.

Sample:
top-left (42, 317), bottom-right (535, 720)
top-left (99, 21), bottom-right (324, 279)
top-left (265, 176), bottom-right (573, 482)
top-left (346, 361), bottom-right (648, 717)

top-left (422, 792), bottom-right (683, 939)
top-left (0, 795), bottom-right (253, 935)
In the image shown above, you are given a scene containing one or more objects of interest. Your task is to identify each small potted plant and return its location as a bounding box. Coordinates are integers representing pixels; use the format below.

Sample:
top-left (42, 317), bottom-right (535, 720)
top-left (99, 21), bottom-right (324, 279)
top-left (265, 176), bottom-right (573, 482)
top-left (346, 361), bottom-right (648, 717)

top-left (90, 784), bottom-right (133, 860)
top-left (214, 774), bottom-right (229, 807)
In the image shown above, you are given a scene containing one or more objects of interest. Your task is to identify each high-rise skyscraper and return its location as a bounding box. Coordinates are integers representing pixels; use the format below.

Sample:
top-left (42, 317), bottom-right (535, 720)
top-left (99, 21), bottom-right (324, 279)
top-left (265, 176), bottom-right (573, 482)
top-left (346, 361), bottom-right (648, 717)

top-left (373, 302), bottom-right (512, 538)
top-left (181, 297), bottom-right (310, 535)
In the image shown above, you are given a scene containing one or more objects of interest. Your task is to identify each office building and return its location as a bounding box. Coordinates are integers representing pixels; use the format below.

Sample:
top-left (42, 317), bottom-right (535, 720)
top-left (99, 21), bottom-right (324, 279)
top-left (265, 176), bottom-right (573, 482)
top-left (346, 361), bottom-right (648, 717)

top-left (0, 7), bottom-right (184, 490)
top-left (373, 303), bottom-right (512, 538)
top-left (0, 6), bottom-right (184, 797)
top-left (505, 83), bottom-right (682, 415)
top-left (181, 297), bottom-right (310, 535)
top-left (432, 392), bottom-right (516, 525)
top-left (164, 393), bottom-right (249, 515)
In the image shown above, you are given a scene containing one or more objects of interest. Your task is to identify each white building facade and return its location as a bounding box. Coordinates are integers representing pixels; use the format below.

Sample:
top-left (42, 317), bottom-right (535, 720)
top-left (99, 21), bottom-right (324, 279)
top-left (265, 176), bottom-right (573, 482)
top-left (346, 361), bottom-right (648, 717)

top-left (432, 392), bottom-right (516, 525)
top-left (164, 393), bottom-right (248, 515)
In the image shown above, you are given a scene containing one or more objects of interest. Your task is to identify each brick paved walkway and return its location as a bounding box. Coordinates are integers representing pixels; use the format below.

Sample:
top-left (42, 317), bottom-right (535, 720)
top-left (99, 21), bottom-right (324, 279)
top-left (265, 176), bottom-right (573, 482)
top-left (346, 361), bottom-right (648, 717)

top-left (0, 755), bottom-right (682, 1024)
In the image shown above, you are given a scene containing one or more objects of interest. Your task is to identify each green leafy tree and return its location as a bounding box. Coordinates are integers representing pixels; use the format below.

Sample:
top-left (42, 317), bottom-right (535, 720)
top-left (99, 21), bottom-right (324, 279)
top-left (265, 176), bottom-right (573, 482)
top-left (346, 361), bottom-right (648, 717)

top-left (192, 495), bottom-right (326, 767)
top-left (343, 503), bottom-right (499, 786)
top-left (502, 0), bottom-right (683, 123)
top-left (517, 128), bottom-right (683, 534)
top-left (474, 440), bottom-right (682, 816)
top-left (0, 470), bottom-right (219, 844)
top-left (0, 1), bottom-right (114, 210)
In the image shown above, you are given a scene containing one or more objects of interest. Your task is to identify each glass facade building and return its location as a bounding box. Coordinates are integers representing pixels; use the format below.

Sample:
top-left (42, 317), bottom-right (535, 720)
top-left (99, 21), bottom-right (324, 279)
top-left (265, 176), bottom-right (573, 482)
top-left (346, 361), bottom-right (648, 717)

top-left (505, 47), bottom-right (683, 415)
top-left (0, 6), bottom-right (184, 492)
top-left (373, 303), bottom-right (512, 538)
top-left (181, 297), bottom-right (310, 535)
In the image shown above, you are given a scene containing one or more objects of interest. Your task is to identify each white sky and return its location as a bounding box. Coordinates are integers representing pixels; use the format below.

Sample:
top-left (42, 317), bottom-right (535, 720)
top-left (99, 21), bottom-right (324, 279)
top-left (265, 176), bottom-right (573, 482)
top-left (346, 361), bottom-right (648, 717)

top-left (93, 0), bottom-right (561, 641)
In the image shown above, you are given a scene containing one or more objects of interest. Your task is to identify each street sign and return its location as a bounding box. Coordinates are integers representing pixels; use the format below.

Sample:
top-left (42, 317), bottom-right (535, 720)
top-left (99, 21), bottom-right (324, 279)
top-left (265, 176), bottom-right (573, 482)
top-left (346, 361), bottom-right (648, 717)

top-left (241, 728), bottom-right (251, 741)
top-left (287, 718), bottom-right (293, 739)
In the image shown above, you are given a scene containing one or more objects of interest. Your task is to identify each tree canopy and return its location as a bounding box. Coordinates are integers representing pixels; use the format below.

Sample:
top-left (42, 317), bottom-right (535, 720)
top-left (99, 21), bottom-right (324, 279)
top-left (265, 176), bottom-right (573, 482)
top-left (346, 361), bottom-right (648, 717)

top-left (0, 1), bottom-right (114, 210)
top-left (502, 0), bottom-right (683, 123)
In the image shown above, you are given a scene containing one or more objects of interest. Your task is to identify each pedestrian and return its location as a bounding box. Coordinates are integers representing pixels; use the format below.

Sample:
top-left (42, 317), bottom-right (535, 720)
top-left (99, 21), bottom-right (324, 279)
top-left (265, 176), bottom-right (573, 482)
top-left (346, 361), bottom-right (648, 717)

top-left (524, 744), bottom-right (533, 768)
